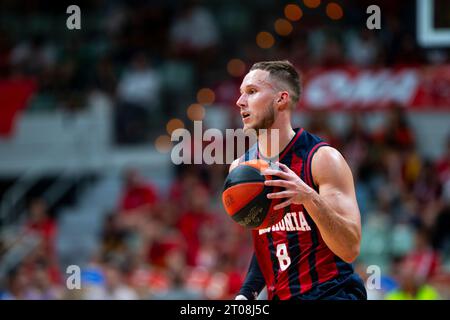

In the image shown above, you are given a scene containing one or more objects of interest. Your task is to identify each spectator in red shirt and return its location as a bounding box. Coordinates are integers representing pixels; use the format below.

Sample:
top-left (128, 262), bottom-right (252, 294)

top-left (25, 198), bottom-right (56, 257)
top-left (402, 227), bottom-right (441, 282)
top-left (177, 184), bottom-right (214, 266)
top-left (118, 168), bottom-right (159, 229)
top-left (169, 165), bottom-right (205, 210)
top-left (383, 105), bottom-right (415, 151)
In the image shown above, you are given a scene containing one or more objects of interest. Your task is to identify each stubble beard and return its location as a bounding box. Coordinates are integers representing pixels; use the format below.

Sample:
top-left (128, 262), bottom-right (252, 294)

top-left (243, 101), bottom-right (275, 136)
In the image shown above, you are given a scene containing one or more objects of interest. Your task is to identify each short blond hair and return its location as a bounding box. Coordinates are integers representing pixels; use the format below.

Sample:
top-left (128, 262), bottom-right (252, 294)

top-left (250, 60), bottom-right (301, 107)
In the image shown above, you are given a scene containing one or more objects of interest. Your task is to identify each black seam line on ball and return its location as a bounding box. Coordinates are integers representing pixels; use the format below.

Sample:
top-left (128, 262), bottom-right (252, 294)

top-left (223, 165), bottom-right (265, 189)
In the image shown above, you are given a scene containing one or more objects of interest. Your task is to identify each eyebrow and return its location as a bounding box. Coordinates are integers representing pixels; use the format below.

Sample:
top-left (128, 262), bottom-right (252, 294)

top-left (239, 84), bottom-right (259, 94)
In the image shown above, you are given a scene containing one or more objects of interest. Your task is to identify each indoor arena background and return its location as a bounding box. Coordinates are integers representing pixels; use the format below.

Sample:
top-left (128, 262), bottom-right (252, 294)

top-left (1, 0), bottom-right (450, 300)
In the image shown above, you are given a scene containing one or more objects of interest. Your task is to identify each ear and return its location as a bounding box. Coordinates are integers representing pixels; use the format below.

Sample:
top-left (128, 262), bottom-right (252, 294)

top-left (276, 91), bottom-right (290, 111)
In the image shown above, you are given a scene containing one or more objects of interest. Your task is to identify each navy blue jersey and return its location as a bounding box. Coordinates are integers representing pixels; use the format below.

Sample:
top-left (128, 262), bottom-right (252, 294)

top-left (239, 128), bottom-right (355, 300)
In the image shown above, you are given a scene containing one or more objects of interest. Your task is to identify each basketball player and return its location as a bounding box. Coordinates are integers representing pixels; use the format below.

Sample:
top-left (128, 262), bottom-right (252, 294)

top-left (229, 60), bottom-right (367, 300)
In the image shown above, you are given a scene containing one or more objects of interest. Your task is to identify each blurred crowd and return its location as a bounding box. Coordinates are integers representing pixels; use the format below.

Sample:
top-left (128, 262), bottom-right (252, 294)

top-left (1, 1), bottom-right (449, 142)
top-left (316, 107), bottom-right (450, 300)
top-left (1, 165), bottom-right (252, 300)
top-left (1, 0), bottom-right (450, 300)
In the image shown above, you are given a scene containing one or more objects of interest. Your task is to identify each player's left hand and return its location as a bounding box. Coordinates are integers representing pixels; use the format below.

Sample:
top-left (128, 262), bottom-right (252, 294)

top-left (263, 162), bottom-right (315, 210)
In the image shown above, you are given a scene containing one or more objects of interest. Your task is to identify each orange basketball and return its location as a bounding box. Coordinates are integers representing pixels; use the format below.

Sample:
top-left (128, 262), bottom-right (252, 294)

top-left (222, 159), bottom-right (285, 229)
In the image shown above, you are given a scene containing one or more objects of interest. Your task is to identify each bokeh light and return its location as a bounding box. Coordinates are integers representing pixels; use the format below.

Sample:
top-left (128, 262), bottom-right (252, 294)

top-left (154, 135), bottom-right (172, 153)
top-left (187, 103), bottom-right (205, 121)
top-left (166, 118), bottom-right (184, 135)
top-left (274, 19), bottom-right (293, 36)
top-left (284, 4), bottom-right (303, 21)
top-left (197, 88), bottom-right (215, 105)
top-left (326, 2), bottom-right (344, 20)
top-left (303, 0), bottom-right (321, 9)
top-left (227, 59), bottom-right (246, 77)
top-left (256, 31), bottom-right (275, 49)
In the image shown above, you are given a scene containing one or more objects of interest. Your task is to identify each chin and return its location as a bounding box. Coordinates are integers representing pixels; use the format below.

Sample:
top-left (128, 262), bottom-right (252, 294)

top-left (243, 118), bottom-right (266, 134)
top-left (242, 123), bottom-right (255, 134)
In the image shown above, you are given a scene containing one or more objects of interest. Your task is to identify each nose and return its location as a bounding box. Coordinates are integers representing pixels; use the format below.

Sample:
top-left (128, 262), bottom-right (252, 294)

top-left (236, 94), bottom-right (246, 109)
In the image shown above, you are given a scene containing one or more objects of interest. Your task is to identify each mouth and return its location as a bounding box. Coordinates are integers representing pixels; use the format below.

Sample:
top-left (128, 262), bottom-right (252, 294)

top-left (241, 111), bottom-right (251, 122)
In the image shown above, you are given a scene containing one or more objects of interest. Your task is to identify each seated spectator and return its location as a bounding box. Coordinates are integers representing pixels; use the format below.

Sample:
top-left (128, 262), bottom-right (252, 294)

top-left (27, 265), bottom-right (64, 300)
top-left (144, 217), bottom-right (185, 269)
top-left (169, 0), bottom-right (220, 74)
top-left (21, 242), bottom-right (62, 288)
top-left (25, 198), bottom-right (57, 258)
top-left (1, 267), bottom-right (34, 300)
top-left (177, 184), bottom-right (214, 266)
top-left (118, 168), bottom-right (159, 230)
top-left (151, 269), bottom-right (204, 300)
top-left (306, 111), bottom-right (341, 148)
top-left (431, 189), bottom-right (450, 252)
top-left (169, 165), bottom-right (208, 210)
top-left (402, 227), bottom-right (441, 282)
top-left (346, 29), bottom-right (380, 67)
top-left (99, 213), bottom-right (129, 264)
top-left (385, 258), bottom-right (440, 300)
top-left (412, 160), bottom-right (441, 209)
top-left (84, 261), bottom-right (138, 300)
top-left (116, 52), bottom-right (162, 143)
top-left (378, 105), bottom-right (415, 151)
top-left (342, 114), bottom-right (371, 174)
top-left (436, 134), bottom-right (450, 185)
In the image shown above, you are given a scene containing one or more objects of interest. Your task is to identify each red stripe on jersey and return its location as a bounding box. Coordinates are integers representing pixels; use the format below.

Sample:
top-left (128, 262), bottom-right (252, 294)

top-left (315, 233), bottom-right (339, 283)
top-left (292, 205), bottom-right (314, 294)
top-left (304, 142), bottom-right (328, 188)
top-left (290, 151), bottom-right (303, 179)
top-left (252, 231), bottom-right (276, 297)
top-left (272, 229), bottom-right (291, 299)
top-left (264, 190), bottom-right (291, 299)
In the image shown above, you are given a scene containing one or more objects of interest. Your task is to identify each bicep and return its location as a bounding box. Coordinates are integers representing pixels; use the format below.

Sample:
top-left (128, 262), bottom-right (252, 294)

top-left (312, 147), bottom-right (361, 223)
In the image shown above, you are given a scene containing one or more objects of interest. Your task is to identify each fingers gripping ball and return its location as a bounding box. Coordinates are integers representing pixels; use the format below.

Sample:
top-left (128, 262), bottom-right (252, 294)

top-left (222, 159), bottom-right (285, 229)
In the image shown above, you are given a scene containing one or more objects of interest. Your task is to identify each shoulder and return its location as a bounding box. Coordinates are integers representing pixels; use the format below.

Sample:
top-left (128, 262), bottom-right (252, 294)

top-left (313, 146), bottom-right (345, 168)
top-left (311, 146), bottom-right (352, 187)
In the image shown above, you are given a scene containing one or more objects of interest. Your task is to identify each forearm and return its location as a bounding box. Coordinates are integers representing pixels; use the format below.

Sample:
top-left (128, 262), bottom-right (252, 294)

top-left (302, 191), bottom-right (361, 263)
top-left (238, 254), bottom-right (266, 300)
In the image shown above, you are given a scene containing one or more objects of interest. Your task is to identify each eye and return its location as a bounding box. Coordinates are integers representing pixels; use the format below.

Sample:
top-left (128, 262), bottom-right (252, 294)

top-left (248, 88), bottom-right (256, 94)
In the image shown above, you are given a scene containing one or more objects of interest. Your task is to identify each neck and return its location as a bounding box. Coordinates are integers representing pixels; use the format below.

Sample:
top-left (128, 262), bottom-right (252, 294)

top-left (258, 123), bottom-right (295, 159)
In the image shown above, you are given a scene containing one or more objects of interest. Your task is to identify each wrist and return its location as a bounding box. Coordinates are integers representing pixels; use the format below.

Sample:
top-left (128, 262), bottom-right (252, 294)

top-left (301, 186), bottom-right (318, 205)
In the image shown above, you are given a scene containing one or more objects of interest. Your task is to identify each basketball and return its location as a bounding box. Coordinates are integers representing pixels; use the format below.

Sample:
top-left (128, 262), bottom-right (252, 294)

top-left (222, 159), bottom-right (286, 229)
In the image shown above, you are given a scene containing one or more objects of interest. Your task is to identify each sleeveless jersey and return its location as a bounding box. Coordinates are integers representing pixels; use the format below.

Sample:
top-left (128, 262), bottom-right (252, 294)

top-left (239, 128), bottom-right (354, 300)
